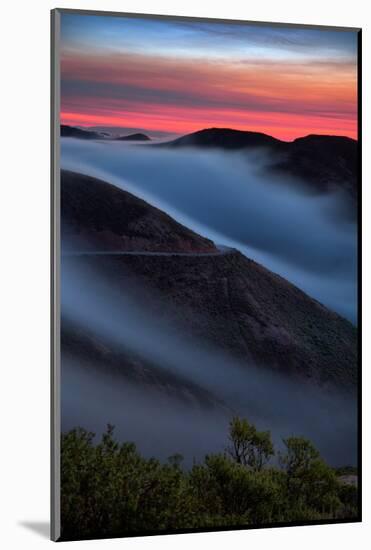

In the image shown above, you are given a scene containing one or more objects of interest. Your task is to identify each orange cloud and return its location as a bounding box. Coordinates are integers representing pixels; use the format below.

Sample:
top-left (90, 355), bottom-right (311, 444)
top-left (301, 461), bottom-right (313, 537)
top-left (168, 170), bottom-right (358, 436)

top-left (61, 51), bottom-right (357, 140)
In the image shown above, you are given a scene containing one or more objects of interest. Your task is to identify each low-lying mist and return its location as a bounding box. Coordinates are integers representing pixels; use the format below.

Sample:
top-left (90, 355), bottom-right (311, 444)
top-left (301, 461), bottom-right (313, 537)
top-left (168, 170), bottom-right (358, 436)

top-left (61, 258), bottom-right (357, 466)
top-left (61, 138), bottom-right (357, 323)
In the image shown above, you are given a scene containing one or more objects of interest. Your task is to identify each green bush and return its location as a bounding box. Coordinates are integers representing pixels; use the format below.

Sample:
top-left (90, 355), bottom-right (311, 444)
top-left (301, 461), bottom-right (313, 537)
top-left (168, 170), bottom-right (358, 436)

top-left (60, 418), bottom-right (358, 539)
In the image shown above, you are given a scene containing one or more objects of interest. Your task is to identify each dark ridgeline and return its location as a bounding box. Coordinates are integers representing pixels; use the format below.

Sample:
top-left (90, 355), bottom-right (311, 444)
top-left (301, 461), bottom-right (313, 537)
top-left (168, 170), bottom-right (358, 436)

top-left (61, 170), bottom-right (357, 393)
top-left (60, 125), bottom-right (151, 141)
top-left (60, 124), bottom-right (104, 139)
top-left (276, 134), bottom-right (358, 198)
top-left (170, 127), bottom-right (285, 150)
top-left (61, 170), bottom-right (216, 253)
top-left (167, 128), bottom-right (358, 197)
top-left (60, 124), bottom-right (357, 198)
top-left (115, 133), bottom-right (151, 141)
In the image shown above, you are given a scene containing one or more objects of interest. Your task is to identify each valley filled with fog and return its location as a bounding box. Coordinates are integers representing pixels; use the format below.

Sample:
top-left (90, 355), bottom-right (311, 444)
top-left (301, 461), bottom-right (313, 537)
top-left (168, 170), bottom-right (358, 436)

top-left (60, 138), bottom-right (358, 466)
top-left (61, 138), bottom-right (357, 323)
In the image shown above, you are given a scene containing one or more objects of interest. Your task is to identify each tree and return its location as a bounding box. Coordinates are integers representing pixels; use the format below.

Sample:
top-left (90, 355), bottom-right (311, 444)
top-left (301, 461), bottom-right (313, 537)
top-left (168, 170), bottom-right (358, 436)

top-left (60, 420), bottom-right (357, 539)
top-left (227, 416), bottom-right (274, 471)
top-left (167, 453), bottom-right (184, 468)
top-left (279, 436), bottom-right (341, 516)
top-left (280, 436), bottom-right (320, 479)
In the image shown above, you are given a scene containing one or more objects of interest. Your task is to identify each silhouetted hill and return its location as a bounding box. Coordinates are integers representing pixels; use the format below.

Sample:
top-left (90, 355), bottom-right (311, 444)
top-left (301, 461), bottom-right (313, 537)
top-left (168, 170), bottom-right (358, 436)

top-left (61, 170), bottom-right (216, 253)
top-left (275, 134), bottom-right (358, 196)
top-left (167, 128), bottom-right (358, 196)
top-left (170, 127), bottom-right (284, 150)
top-left (61, 125), bottom-right (104, 139)
top-left (115, 133), bottom-right (151, 141)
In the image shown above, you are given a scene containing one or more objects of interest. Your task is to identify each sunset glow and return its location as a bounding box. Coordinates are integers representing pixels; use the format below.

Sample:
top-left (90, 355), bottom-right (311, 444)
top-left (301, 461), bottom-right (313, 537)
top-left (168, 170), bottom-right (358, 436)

top-left (60, 14), bottom-right (358, 141)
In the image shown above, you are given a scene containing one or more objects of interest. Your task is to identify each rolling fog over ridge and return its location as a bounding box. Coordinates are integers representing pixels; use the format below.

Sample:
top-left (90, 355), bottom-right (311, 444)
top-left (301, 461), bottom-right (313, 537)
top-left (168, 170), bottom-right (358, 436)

top-left (60, 134), bottom-right (358, 466)
top-left (61, 137), bottom-right (357, 323)
top-left (61, 257), bottom-right (357, 466)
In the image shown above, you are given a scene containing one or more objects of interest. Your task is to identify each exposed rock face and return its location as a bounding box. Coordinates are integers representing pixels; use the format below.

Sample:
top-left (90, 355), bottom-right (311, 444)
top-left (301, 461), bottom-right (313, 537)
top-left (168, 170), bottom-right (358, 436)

top-left (61, 170), bottom-right (217, 253)
top-left (61, 125), bottom-right (103, 139)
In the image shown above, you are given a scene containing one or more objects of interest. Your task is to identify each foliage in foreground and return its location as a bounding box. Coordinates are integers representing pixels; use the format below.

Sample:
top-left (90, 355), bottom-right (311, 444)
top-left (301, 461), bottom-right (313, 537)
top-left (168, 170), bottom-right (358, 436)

top-left (61, 417), bottom-right (358, 539)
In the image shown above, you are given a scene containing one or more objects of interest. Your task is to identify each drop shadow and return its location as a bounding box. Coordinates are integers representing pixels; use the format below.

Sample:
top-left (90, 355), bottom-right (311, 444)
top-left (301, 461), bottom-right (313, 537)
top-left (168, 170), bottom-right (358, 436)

top-left (18, 521), bottom-right (50, 539)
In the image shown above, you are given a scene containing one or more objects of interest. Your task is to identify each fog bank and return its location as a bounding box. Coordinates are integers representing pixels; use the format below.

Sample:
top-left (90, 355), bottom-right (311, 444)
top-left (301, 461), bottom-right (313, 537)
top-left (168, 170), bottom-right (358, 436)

top-left (61, 257), bottom-right (357, 466)
top-left (61, 138), bottom-right (357, 323)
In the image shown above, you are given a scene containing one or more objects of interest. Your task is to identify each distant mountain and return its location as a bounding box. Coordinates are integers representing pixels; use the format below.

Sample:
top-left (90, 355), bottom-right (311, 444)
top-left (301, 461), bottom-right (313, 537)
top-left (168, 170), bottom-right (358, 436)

top-left (61, 170), bottom-right (216, 253)
top-left (115, 133), bottom-right (151, 141)
top-left (169, 127), bottom-right (284, 151)
top-left (61, 125), bottom-right (152, 142)
top-left (88, 125), bottom-right (174, 139)
top-left (276, 134), bottom-right (358, 197)
top-left (61, 125), bottom-right (104, 139)
top-left (166, 128), bottom-right (358, 197)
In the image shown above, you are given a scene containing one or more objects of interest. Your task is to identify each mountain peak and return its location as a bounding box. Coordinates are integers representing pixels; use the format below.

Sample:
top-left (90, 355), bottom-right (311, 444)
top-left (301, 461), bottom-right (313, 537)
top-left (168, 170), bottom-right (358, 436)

top-left (115, 133), bottom-right (151, 141)
top-left (60, 125), bottom-right (103, 139)
top-left (169, 127), bottom-right (284, 150)
top-left (166, 127), bottom-right (357, 197)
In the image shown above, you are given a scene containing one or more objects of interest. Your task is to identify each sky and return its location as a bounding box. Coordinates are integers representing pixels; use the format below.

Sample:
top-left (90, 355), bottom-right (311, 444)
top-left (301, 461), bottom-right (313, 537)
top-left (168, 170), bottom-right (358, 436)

top-left (60, 13), bottom-right (358, 140)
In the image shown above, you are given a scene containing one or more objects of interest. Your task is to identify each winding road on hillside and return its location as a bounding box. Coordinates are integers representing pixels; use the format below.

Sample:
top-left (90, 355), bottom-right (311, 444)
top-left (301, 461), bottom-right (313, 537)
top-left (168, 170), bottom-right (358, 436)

top-left (62, 245), bottom-right (235, 257)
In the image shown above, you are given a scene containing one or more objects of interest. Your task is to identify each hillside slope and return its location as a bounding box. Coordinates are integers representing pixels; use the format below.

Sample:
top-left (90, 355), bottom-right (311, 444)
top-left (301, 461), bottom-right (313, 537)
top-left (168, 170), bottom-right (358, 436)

top-left (61, 171), bottom-right (357, 392)
top-left (70, 251), bottom-right (357, 391)
top-left (61, 170), bottom-right (216, 253)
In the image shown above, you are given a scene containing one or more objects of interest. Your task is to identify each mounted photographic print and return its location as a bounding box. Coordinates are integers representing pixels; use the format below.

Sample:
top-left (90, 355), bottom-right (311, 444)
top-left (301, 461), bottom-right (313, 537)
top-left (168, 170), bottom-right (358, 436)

top-left (51, 9), bottom-right (361, 542)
